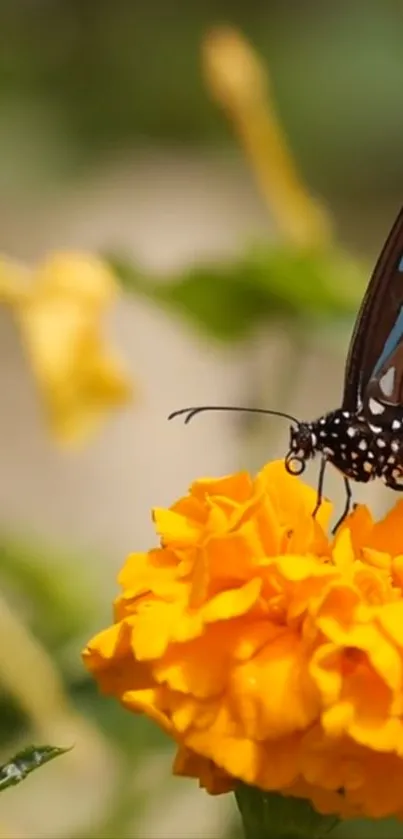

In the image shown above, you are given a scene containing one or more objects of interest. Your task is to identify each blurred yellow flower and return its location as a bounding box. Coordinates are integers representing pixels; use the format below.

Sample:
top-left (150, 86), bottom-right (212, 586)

top-left (202, 27), bottom-right (331, 249)
top-left (0, 252), bottom-right (132, 444)
top-left (83, 461), bottom-right (403, 820)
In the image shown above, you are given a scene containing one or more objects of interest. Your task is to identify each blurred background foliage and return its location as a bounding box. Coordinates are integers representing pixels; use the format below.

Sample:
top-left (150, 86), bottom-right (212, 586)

top-left (1, 1), bottom-right (403, 838)
top-left (0, 0), bottom-right (402, 200)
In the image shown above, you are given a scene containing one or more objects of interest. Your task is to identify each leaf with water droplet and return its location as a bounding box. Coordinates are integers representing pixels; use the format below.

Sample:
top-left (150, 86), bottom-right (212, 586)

top-left (0, 744), bottom-right (70, 792)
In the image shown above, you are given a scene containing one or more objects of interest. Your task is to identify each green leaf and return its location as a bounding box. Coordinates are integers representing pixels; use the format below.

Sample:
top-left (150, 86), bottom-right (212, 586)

top-left (151, 263), bottom-right (271, 340)
top-left (235, 784), bottom-right (339, 839)
top-left (247, 245), bottom-right (365, 318)
top-left (108, 244), bottom-right (365, 343)
top-left (0, 745), bottom-right (70, 792)
top-left (108, 254), bottom-right (270, 340)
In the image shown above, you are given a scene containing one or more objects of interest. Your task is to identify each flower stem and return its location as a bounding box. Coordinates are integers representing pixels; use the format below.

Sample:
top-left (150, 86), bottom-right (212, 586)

top-left (235, 784), bottom-right (339, 839)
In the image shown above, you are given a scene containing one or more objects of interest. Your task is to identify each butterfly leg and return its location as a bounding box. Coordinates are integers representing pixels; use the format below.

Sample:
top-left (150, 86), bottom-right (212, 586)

top-left (332, 477), bottom-right (352, 534)
top-left (384, 475), bottom-right (403, 492)
top-left (312, 458), bottom-right (326, 520)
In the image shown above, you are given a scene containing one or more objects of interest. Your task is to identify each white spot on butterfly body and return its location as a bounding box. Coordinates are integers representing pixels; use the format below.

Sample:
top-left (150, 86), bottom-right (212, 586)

top-left (347, 427), bottom-right (356, 438)
top-left (376, 438), bottom-right (386, 448)
top-left (369, 424), bottom-right (382, 433)
top-left (358, 440), bottom-right (368, 451)
top-left (392, 419), bottom-right (401, 431)
top-left (342, 412), bottom-right (350, 418)
top-left (391, 440), bottom-right (400, 452)
top-left (334, 417), bottom-right (340, 425)
top-left (363, 462), bottom-right (373, 473)
top-left (379, 367), bottom-right (395, 397)
top-left (369, 398), bottom-right (385, 415)
top-left (351, 452), bottom-right (359, 460)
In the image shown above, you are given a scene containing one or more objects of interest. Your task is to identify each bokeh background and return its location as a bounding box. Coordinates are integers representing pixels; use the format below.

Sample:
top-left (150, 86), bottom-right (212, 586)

top-left (1, 1), bottom-right (403, 837)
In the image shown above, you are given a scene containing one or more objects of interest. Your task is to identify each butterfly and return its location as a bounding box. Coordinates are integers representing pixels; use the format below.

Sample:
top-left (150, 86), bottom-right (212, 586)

top-left (169, 206), bottom-right (403, 530)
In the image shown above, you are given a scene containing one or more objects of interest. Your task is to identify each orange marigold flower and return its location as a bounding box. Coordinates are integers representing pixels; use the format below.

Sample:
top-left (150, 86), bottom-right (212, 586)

top-left (83, 460), bottom-right (403, 820)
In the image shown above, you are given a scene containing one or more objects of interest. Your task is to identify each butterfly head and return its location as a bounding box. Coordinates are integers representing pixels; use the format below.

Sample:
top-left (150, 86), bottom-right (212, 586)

top-left (285, 422), bottom-right (317, 476)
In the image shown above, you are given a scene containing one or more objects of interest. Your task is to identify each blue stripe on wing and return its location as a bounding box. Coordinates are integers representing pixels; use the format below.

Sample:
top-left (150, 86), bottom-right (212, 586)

top-left (372, 305), bottom-right (403, 377)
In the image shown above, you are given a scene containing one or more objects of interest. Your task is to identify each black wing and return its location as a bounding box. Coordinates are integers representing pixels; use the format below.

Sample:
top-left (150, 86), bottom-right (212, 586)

top-left (342, 206), bottom-right (403, 422)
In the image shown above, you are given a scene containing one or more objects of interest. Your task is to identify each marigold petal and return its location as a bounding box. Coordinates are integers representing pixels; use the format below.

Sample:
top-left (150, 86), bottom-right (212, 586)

top-left (202, 577), bottom-right (262, 622)
top-left (131, 601), bottom-right (204, 660)
top-left (258, 461), bottom-right (332, 531)
top-left (153, 637), bottom-right (228, 697)
top-left (309, 644), bottom-right (343, 706)
top-left (249, 494), bottom-right (283, 554)
top-left (312, 639), bottom-right (392, 703)
top-left (170, 696), bottom-right (221, 732)
top-left (392, 555), bottom-right (403, 591)
top-left (361, 547), bottom-right (391, 571)
top-left (119, 548), bottom-right (178, 583)
top-left (205, 530), bottom-right (269, 582)
top-left (83, 622), bottom-right (155, 698)
top-left (274, 554), bottom-right (335, 583)
top-left (337, 503), bottom-right (374, 553)
top-left (152, 508), bottom-right (201, 546)
top-left (332, 528), bottom-right (355, 571)
top-left (152, 619), bottom-right (273, 699)
top-left (316, 606), bottom-right (402, 692)
top-left (185, 725), bottom-right (300, 790)
top-left (377, 600), bottom-right (403, 648)
top-left (173, 746), bottom-right (235, 794)
top-left (230, 630), bottom-right (320, 740)
top-left (370, 500), bottom-right (403, 556)
top-left (231, 620), bottom-right (285, 660)
top-left (122, 686), bottom-right (175, 734)
top-left (190, 472), bottom-right (254, 504)
top-left (83, 621), bottom-right (132, 668)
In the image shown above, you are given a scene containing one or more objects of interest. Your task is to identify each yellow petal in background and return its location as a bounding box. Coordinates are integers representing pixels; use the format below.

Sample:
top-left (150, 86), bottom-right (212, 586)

top-left (202, 27), bottom-right (331, 248)
top-left (0, 256), bottom-right (32, 304)
top-left (32, 252), bottom-right (118, 308)
top-left (3, 252), bottom-right (133, 444)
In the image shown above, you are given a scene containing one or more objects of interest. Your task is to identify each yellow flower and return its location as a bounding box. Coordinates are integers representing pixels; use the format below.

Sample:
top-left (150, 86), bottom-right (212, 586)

top-left (202, 27), bottom-right (331, 248)
top-left (83, 461), bottom-right (403, 820)
top-left (0, 252), bottom-right (132, 444)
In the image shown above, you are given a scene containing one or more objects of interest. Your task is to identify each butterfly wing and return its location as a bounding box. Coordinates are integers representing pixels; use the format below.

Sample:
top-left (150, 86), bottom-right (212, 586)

top-left (342, 206), bottom-right (403, 424)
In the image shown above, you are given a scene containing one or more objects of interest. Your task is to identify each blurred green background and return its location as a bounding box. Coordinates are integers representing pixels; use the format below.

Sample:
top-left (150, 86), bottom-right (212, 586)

top-left (1, 1), bottom-right (403, 837)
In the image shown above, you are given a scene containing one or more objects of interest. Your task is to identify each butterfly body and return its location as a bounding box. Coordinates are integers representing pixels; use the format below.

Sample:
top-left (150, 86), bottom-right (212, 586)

top-left (288, 408), bottom-right (403, 489)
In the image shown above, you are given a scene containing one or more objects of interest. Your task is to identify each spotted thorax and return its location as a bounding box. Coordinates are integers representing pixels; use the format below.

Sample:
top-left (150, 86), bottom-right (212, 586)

top-left (286, 409), bottom-right (403, 490)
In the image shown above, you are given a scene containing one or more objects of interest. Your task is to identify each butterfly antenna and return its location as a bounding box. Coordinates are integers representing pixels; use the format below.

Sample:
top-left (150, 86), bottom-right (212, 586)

top-left (168, 405), bottom-right (300, 425)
